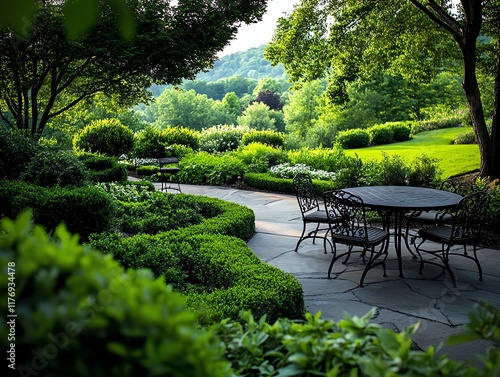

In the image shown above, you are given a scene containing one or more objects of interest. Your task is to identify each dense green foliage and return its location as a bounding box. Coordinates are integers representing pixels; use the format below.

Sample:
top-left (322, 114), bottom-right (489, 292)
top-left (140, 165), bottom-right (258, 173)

top-left (265, 0), bottom-right (500, 178)
top-left (0, 212), bottom-right (230, 377)
top-left (177, 152), bottom-right (247, 186)
top-left (216, 309), bottom-right (484, 377)
top-left (1, 0), bottom-right (268, 136)
top-left (0, 128), bottom-right (41, 180)
top-left (0, 180), bottom-right (116, 241)
top-left (72, 119), bottom-right (134, 157)
top-left (133, 126), bottom-right (200, 158)
top-left (20, 149), bottom-right (89, 188)
top-left (234, 143), bottom-right (287, 173)
top-left (241, 130), bottom-right (286, 148)
top-left (78, 153), bottom-right (128, 183)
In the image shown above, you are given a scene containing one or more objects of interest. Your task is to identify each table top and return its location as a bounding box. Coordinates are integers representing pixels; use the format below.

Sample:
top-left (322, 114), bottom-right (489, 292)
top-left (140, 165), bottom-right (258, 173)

top-left (342, 186), bottom-right (462, 212)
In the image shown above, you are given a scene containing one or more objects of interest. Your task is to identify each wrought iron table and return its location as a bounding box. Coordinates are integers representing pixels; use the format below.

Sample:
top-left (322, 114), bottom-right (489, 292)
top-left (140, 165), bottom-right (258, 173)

top-left (342, 186), bottom-right (462, 277)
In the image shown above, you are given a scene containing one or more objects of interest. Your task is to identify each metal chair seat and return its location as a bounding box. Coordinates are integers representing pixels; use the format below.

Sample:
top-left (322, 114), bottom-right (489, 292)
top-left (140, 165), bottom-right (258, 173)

top-left (158, 157), bottom-right (181, 193)
top-left (303, 209), bottom-right (330, 223)
top-left (332, 226), bottom-right (389, 247)
top-left (413, 191), bottom-right (490, 287)
top-left (418, 225), bottom-right (476, 244)
top-left (324, 190), bottom-right (390, 287)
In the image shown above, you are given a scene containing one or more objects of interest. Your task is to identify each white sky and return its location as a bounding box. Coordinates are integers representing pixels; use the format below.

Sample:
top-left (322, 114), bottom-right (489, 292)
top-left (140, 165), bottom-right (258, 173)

top-left (219, 0), bottom-right (299, 57)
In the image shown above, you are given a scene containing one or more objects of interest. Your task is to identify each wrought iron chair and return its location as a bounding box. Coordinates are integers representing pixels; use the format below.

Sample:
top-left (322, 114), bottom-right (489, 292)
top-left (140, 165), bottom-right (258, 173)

top-left (324, 190), bottom-right (390, 287)
top-left (413, 191), bottom-right (490, 287)
top-left (403, 178), bottom-right (479, 252)
top-left (292, 173), bottom-right (334, 253)
top-left (158, 157), bottom-right (181, 193)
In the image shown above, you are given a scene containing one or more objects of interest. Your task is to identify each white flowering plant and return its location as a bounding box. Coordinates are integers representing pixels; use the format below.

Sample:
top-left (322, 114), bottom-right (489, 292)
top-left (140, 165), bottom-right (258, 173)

top-left (269, 163), bottom-right (336, 181)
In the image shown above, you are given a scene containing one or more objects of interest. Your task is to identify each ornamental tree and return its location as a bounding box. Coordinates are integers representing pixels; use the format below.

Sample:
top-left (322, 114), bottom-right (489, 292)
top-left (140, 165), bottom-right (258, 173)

top-left (0, 0), bottom-right (267, 137)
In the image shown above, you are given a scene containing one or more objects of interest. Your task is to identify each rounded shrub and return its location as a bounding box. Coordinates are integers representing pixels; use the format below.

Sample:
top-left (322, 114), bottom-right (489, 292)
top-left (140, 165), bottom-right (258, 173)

top-left (241, 130), bottom-right (286, 148)
top-left (0, 212), bottom-right (229, 377)
top-left (454, 129), bottom-right (476, 144)
top-left (132, 126), bottom-right (165, 158)
top-left (389, 121), bottom-right (412, 142)
top-left (0, 180), bottom-right (116, 241)
top-left (133, 127), bottom-right (199, 158)
top-left (408, 154), bottom-right (443, 187)
top-left (337, 128), bottom-right (370, 149)
top-left (234, 143), bottom-right (287, 173)
top-left (161, 126), bottom-right (200, 151)
top-left (0, 128), bottom-right (40, 180)
top-left (78, 153), bottom-right (127, 183)
top-left (368, 124), bottom-right (394, 145)
top-left (20, 149), bottom-right (89, 188)
top-left (73, 118), bottom-right (134, 157)
top-left (199, 124), bottom-right (249, 153)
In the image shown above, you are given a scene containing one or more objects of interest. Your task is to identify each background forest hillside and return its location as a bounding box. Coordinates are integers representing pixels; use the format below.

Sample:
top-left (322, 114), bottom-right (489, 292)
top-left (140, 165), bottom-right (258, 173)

top-left (149, 46), bottom-right (287, 97)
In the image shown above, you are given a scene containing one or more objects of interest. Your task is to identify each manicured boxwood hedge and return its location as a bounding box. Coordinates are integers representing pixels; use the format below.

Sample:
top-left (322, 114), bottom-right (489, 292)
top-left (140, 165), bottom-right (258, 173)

top-left (0, 180), bottom-right (116, 241)
top-left (243, 172), bottom-right (334, 197)
top-left (78, 153), bottom-right (128, 183)
top-left (88, 192), bottom-right (303, 325)
top-left (90, 231), bottom-right (304, 325)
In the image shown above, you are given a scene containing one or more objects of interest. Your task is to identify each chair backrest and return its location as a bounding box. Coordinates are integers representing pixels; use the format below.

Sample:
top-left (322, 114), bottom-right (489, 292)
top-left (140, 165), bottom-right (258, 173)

top-left (451, 191), bottom-right (490, 241)
top-left (440, 178), bottom-right (479, 197)
top-left (158, 157), bottom-right (179, 166)
top-left (293, 173), bottom-right (320, 215)
top-left (323, 190), bottom-right (368, 240)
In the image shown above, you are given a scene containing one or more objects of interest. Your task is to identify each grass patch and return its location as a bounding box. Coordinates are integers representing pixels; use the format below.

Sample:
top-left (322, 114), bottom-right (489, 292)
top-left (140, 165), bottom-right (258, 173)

top-left (345, 127), bottom-right (480, 178)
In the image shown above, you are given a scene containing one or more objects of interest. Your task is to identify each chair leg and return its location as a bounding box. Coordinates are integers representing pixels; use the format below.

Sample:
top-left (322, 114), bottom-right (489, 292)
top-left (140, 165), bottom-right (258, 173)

top-left (442, 245), bottom-right (457, 288)
top-left (322, 236), bottom-right (334, 254)
top-left (342, 245), bottom-right (353, 264)
top-left (403, 220), bottom-right (418, 259)
top-left (472, 246), bottom-right (483, 281)
top-left (295, 222), bottom-right (308, 252)
top-left (359, 245), bottom-right (388, 287)
top-left (311, 223), bottom-right (321, 244)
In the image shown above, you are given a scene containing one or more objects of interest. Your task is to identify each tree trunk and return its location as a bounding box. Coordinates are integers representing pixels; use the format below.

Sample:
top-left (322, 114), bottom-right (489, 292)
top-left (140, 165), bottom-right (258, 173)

top-left (491, 44), bottom-right (500, 180)
top-left (461, 50), bottom-right (494, 178)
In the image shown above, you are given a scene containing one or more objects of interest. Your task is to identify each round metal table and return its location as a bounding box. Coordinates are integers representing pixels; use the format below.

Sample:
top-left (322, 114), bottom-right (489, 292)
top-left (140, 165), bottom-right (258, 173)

top-left (342, 186), bottom-right (463, 277)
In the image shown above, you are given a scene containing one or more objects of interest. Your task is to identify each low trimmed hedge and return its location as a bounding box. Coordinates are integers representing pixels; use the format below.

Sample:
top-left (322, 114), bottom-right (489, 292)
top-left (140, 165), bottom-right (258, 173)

top-left (411, 117), bottom-right (462, 134)
top-left (89, 231), bottom-right (304, 326)
top-left (0, 180), bottom-right (116, 241)
top-left (88, 192), bottom-right (303, 325)
top-left (368, 124), bottom-right (394, 145)
top-left (78, 153), bottom-right (128, 183)
top-left (337, 128), bottom-right (370, 149)
top-left (241, 130), bottom-right (286, 148)
top-left (243, 172), bottom-right (334, 196)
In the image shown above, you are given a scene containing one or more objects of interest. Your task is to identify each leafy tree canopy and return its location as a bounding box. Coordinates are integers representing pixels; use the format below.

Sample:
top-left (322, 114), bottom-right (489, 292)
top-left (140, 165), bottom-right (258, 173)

top-left (0, 0), bottom-right (268, 136)
top-left (266, 0), bottom-right (500, 178)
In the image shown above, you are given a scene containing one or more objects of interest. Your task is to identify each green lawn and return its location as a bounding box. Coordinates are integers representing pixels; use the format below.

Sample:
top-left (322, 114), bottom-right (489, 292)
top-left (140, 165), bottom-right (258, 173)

top-left (344, 127), bottom-right (480, 178)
